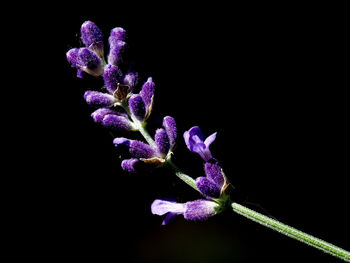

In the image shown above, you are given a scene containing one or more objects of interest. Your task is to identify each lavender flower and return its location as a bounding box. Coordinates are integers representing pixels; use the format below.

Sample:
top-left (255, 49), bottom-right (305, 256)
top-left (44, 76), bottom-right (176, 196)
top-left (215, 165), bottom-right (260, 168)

top-left (123, 72), bottom-right (138, 91)
top-left (102, 114), bottom-right (134, 131)
top-left (81, 21), bottom-right (104, 57)
top-left (151, 199), bottom-right (219, 225)
top-left (162, 116), bottom-right (177, 149)
top-left (129, 94), bottom-right (146, 121)
top-left (103, 64), bottom-right (122, 94)
top-left (121, 158), bottom-right (140, 173)
top-left (109, 27), bottom-right (126, 44)
top-left (184, 126), bottom-right (217, 161)
top-left (91, 108), bottom-right (127, 123)
top-left (113, 138), bottom-right (155, 159)
top-left (84, 91), bottom-right (116, 107)
top-left (67, 48), bottom-right (103, 77)
top-left (196, 177), bottom-right (221, 198)
top-left (108, 40), bottom-right (126, 66)
top-left (155, 128), bottom-right (170, 157)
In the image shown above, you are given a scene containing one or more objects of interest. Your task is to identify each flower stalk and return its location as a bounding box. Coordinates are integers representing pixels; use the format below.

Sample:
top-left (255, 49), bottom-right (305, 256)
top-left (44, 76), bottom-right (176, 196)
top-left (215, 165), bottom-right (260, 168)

top-left (231, 202), bottom-right (350, 262)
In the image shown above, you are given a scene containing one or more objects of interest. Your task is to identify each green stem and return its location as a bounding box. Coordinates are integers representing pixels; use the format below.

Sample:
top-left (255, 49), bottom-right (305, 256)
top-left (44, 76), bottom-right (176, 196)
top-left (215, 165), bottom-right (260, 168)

top-left (165, 160), bottom-right (200, 193)
top-left (231, 202), bottom-right (350, 262)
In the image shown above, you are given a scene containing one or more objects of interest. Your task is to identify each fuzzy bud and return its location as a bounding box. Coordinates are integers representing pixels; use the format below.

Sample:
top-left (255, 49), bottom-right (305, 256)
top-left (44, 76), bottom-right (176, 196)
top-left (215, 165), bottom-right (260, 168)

top-left (129, 94), bottom-right (146, 121)
top-left (155, 128), bottom-right (170, 157)
top-left (84, 91), bottom-right (116, 107)
top-left (103, 64), bottom-right (122, 94)
top-left (81, 21), bottom-right (104, 57)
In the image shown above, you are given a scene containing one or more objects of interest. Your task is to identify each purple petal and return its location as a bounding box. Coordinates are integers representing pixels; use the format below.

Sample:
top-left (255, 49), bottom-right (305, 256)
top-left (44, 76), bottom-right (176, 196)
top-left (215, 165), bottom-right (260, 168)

top-left (102, 115), bottom-right (133, 131)
top-left (129, 140), bottom-right (155, 158)
top-left (155, 128), bottom-right (170, 157)
top-left (66, 48), bottom-right (79, 67)
top-left (140, 77), bottom-right (155, 107)
top-left (81, 21), bottom-right (103, 48)
top-left (151, 199), bottom-right (185, 216)
top-left (103, 64), bottom-right (122, 94)
top-left (184, 200), bottom-right (218, 221)
top-left (162, 116), bottom-right (177, 148)
top-left (121, 158), bottom-right (140, 173)
top-left (195, 177), bottom-right (221, 198)
top-left (205, 162), bottom-right (225, 187)
top-left (84, 91), bottom-right (116, 107)
top-left (129, 94), bottom-right (146, 121)
top-left (162, 213), bottom-right (178, 225)
top-left (123, 72), bottom-right (138, 92)
top-left (192, 142), bottom-right (212, 161)
top-left (113, 137), bottom-right (131, 148)
top-left (77, 48), bottom-right (103, 76)
top-left (109, 27), bottom-right (126, 45)
top-left (204, 132), bottom-right (217, 148)
top-left (91, 108), bottom-right (120, 123)
top-left (188, 126), bottom-right (204, 142)
top-left (108, 40), bottom-right (126, 66)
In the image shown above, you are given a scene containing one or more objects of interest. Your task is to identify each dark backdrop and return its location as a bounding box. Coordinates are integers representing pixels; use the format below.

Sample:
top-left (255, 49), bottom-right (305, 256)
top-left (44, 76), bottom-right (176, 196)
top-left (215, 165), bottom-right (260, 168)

top-left (22, 3), bottom-right (349, 263)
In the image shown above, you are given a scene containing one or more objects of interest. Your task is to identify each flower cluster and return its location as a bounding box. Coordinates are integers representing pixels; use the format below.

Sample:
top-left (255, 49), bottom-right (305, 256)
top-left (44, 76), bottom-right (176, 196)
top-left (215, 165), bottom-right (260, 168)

top-left (66, 21), bottom-right (176, 172)
top-left (152, 126), bottom-right (230, 224)
top-left (67, 21), bottom-right (231, 226)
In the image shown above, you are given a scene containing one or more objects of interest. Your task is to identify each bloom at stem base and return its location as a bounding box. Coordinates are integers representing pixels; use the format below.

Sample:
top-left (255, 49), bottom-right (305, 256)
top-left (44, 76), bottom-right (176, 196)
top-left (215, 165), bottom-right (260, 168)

top-left (151, 199), bottom-right (219, 225)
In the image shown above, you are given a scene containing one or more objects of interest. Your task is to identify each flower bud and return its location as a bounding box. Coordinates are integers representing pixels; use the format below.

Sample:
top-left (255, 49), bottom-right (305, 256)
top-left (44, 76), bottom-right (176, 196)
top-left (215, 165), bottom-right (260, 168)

top-left (184, 200), bottom-right (218, 221)
top-left (204, 162), bottom-right (225, 188)
top-left (113, 137), bottom-right (131, 148)
top-left (91, 108), bottom-right (119, 123)
top-left (77, 48), bottom-right (103, 77)
top-left (109, 27), bottom-right (126, 45)
top-left (123, 72), bottom-right (138, 91)
top-left (129, 140), bottom-right (155, 159)
top-left (129, 94), bottom-right (146, 121)
top-left (103, 64), bottom-right (122, 94)
top-left (108, 40), bottom-right (126, 66)
top-left (155, 128), bottom-right (170, 157)
top-left (66, 48), bottom-right (79, 67)
top-left (81, 21), bottom-right (104, 57)
top-left (162, 116), bottom-right (177, 148)
top-left (195, 177), bottom-right (221, 198)
top-left (121, 158), bottom-right (140, 173)
top-left (84, 91), bottom-right (116, 107)
top-left (140, 77), bottom-right (155, 108)
top-left (102, 114), bottom-right (134, 131)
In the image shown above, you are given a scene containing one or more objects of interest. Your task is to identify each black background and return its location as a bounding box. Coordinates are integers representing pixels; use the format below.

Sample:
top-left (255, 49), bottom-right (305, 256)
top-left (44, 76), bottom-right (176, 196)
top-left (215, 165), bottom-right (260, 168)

top-left (12, 2), bottom-right (349, 263)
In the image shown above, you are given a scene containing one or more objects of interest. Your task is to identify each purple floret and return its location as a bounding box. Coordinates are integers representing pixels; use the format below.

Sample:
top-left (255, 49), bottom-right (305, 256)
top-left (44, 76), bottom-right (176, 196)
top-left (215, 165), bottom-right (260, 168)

top-left (184, 200), bottom-right (218, 221)
top-left (121, 158), bottom-right (140, 173)
top-left (195, 177), bottom-right (221, 198)
top-left (108, 40), bottom-right (126, 66)
top-left (155, 128), bottom-right (170, 157)
top-left (81, 21), bottom-right (103, 47)
top-left (129, 94), bottom-right (146, 121)
top-left (162, 116), bottom-right (177, 148)
top-left (84, 91), bottom-right (116, 107)
top-left (204, 162), bottom-right (225, 188)
top-left (109, 27), bottom-right (126, 45)
top-left (103, 64), bottom-right (122, 94)
top-left (140, 77), bottom-right (155, 108)
top-left (102, 115), bottom-right (132, 131)
top-left (129, 140), bottom-right (155, 159)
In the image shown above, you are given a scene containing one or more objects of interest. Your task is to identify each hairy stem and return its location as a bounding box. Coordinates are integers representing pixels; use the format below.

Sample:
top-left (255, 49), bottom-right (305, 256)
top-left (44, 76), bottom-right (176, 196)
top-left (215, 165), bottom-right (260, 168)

top-left (231, 202), bottom-right (350, 262)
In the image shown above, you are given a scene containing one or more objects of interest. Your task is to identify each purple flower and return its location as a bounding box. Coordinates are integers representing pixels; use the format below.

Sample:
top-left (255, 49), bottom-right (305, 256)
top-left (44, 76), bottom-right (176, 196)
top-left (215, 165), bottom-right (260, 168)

top-left (196, 177), bottom-right (221, 198)
top-left (102, 114), bottom-right (134, 131)
top-left (155, 128), bottom-right (170, 157)
top-left (162, 116), bottom-right (177, 149)
top-left (103, 64), bottom-right (122, 94)
top-left (91, 108), bottom-right (125, 123)
top-left (108, 40), bottom-right (126, 66)
top-left (81, 21), bottom-right (104, 57)
top-left (205, 162), bottom-right (225, 187)
top-left (67, 48), bottom-right (103, 77)
top-left (151, 199), bottom-right (219, 225)
top-left (113, 138), bottom-right (155, 159)
top-left (129, 94), bottom-right (146, 121)
top-left (84, 91), bottom-right (116, 107)
top-left (140, 77), bottom-right (155, 108)
top-left (184, 126), bottom-right (217, 161)
top-left (109, 27), bottom-right (126, 45)
top-left (123, 72), bottom-right (138, 91)
top-left (121, 158), bottom-right (140, 173)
